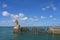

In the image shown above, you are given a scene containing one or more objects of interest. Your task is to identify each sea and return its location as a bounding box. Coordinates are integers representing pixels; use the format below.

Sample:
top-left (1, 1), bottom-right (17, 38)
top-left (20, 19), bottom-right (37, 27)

top-left (0, 27), bottom-right (60, 40)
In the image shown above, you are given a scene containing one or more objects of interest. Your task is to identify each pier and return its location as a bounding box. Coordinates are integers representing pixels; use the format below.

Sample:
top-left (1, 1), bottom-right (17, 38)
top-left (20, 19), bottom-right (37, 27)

top-left (13, 19), bottom-right (60, 34)
top-left (48, 27), bottom-right (60, 34)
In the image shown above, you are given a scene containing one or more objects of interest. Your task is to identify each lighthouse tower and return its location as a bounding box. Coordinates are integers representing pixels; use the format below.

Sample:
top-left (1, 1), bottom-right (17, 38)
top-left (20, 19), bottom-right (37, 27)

top-left (14, 18), bottom-right (20, 33)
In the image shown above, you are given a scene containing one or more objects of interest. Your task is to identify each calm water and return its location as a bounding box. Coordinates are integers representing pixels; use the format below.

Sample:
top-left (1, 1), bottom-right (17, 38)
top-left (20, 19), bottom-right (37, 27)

top-left (0, 27), bottom-right (60, 40)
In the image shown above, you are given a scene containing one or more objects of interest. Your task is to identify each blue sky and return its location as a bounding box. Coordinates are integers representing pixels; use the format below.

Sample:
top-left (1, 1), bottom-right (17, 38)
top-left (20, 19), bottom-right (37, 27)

top-left (0, 0), bottom-right (60, 26)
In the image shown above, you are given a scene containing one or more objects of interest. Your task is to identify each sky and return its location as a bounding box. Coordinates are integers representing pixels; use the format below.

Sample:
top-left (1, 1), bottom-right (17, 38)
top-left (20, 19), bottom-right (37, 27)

top-left (0, 0), bottom-right (60, 26)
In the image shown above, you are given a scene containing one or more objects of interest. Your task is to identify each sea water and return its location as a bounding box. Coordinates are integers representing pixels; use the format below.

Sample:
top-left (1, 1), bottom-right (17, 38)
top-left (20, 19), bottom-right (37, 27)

top-left (0, 27), bottom-right (60, 40)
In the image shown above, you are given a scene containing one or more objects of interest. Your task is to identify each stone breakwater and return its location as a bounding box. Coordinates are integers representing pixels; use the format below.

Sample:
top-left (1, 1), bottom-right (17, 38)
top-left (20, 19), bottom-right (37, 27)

top-left (13, 18), bottom-right (60, 34)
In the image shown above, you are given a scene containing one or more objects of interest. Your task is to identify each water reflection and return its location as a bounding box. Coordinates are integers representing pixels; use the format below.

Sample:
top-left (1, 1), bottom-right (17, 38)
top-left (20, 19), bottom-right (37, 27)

top-left (13, 32), bottom-right (60, 40)
top-left (13, 33), bottom-right (19, 40)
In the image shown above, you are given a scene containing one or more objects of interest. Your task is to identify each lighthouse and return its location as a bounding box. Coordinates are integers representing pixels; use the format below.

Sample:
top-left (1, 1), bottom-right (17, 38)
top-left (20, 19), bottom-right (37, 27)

top-left (14, 18), bottom-right (20, 33)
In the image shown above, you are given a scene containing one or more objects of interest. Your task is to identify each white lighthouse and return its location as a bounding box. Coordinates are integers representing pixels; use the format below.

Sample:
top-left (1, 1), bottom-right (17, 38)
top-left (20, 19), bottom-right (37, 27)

top-left (14, 18), bottom-right (20, 33)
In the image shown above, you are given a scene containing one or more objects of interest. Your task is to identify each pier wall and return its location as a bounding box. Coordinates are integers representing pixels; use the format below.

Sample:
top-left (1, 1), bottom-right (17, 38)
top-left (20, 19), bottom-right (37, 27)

top-left (48, 27), bottom-right (60, 34)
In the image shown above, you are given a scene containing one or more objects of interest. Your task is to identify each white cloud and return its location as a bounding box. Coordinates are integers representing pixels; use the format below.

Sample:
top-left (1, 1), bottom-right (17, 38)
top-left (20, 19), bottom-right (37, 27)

top-left (2, 4), bottom-right (7, 8)
top-left (19, 13), bottom-right (24, 18)
top-left (19, 13), bottom-right (28, 21)
top-left (42, 6), bottom-right (50, 11)
top-left (52, 7), bottom-right (56, 11)
top-left (10, 14), bottom-right (19, 22)
top-left (2, 11), bottom-right (39, 23)
top-left (2, 11), bottom-right (27, 22)
top-left (28, 18), bottom-right (33, 21)
top-left (46, 6), bottom-right (50, 8)
top-left (20, 17), bottom-right (28, 21)
top-left (12, 19), bottom-right (15, 22)
top-left (23, 17), bottom-right (28, 20)
top-left (10, 14), bottom-right (15, 18)
top-left (42, 8), bottom-right (46, 11)
top-left (2, 11), bottom-right (10, 16)
top-left (49, 15), bottom-right (53, 18)
top-left (10, 14), bottom-right (19, 19)
top-left (34, 16), bottom-right (39, 22)
top-left (41, 16), bottom-right (46, 19)
top-left (15, 15), bottom-right (19, 18)
top-left (50, 4), bottom-right (54, 7)
top-left (50, 4), bottom-right (56, 11)
top-left (42, 4), bottom-right (57, 11)
top-left (24, 16), bottom-right (39, 22)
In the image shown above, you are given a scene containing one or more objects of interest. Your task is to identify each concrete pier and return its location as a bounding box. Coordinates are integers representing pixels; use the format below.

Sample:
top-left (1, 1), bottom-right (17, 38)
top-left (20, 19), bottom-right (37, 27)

top-left (48, 27), bottom-right (60, 34)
